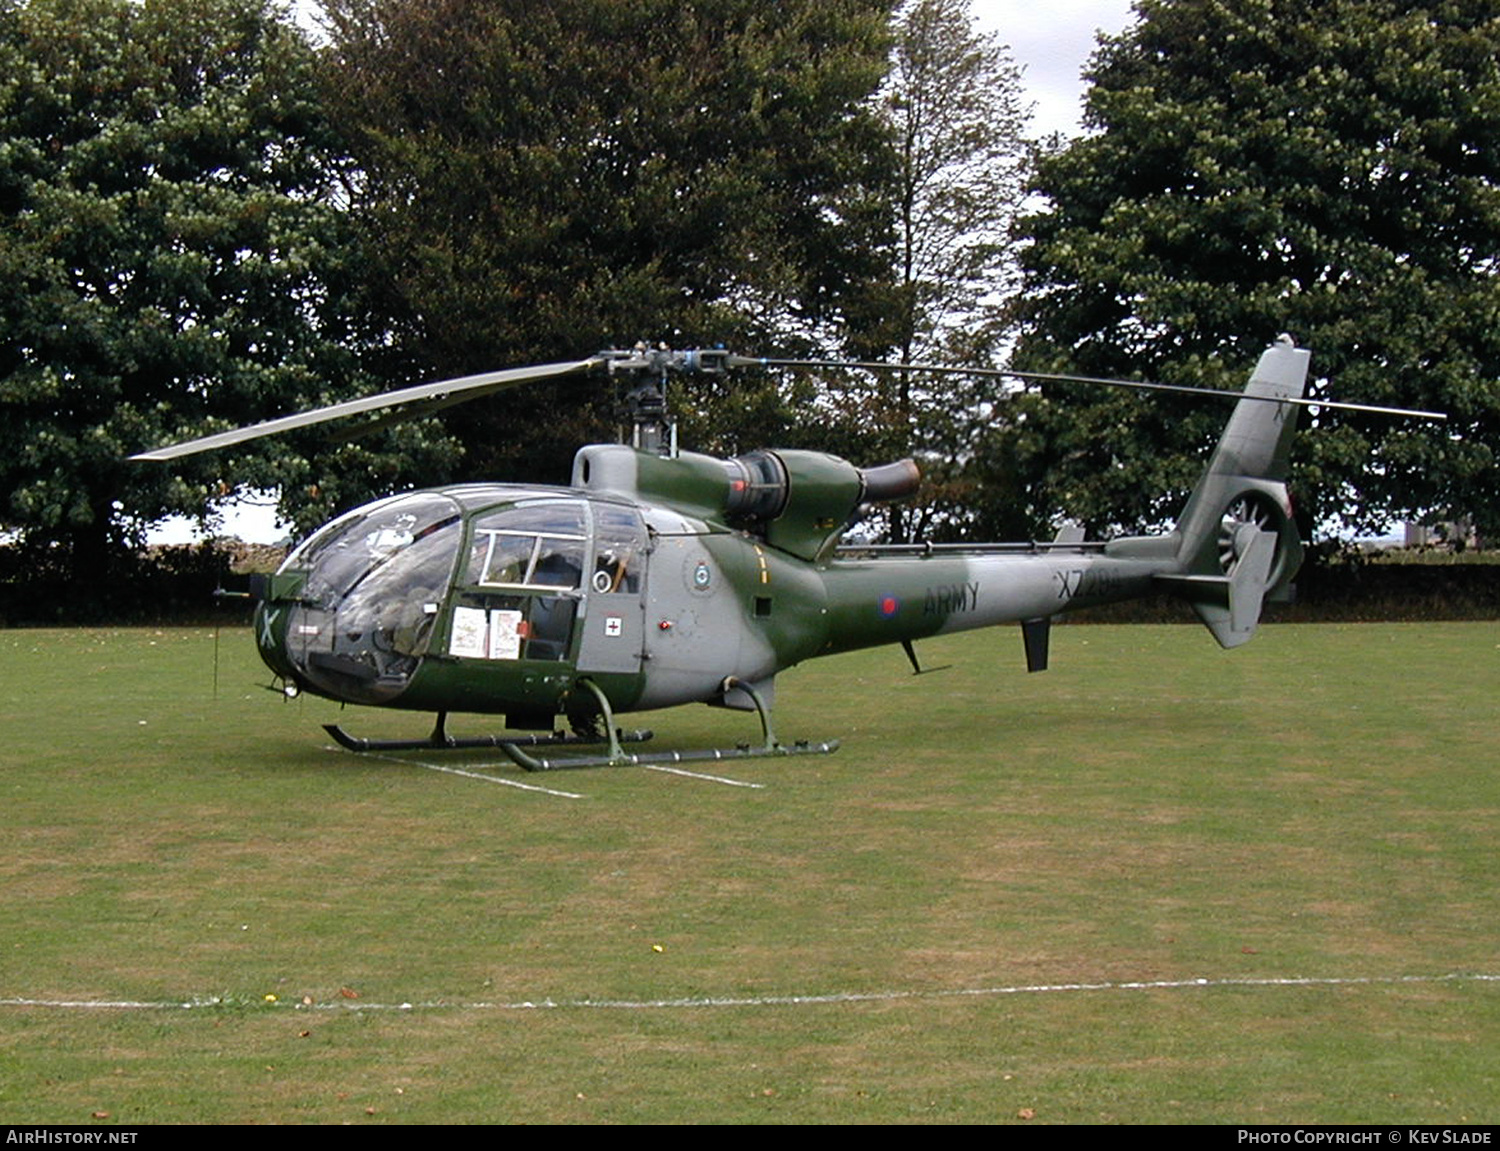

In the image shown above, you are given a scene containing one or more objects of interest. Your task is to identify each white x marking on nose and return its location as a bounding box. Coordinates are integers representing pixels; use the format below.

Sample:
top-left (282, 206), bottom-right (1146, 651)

top-left (259, 607), bottom-right (281, 648)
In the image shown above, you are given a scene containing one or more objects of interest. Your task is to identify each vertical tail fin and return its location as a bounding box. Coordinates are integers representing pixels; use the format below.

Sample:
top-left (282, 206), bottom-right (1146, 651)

top-left (1159, 335), bottom-right (1310, 648)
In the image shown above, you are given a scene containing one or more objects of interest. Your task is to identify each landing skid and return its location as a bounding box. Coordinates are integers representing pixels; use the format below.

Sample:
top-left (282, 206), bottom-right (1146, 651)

top-left (500, 737), bottom-right (841, 771)
top-left (323, 712), bottom-right (652, 755)
top-left (325, 678), bottom-right (842, 772)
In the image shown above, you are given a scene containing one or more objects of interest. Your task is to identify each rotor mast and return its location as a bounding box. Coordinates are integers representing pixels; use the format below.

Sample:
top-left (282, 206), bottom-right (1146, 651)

top-left (606, 344), bottom-right (735, 458)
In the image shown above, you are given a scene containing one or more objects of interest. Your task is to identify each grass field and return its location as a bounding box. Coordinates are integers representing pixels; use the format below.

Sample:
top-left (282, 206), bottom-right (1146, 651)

top-left (1, 620), bottom-right (1497, 1124)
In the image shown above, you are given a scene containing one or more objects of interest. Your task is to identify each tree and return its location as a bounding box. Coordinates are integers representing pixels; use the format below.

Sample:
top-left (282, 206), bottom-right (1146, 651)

top-left (874, 0), bottom-right (1030, 540)
top-left (771, 0), bottom-right (1032, 543)
top-left (1013, 0), bottom-right (1500, 540)
top-left (318, 0), bottom-right (897, 483)
top-left (884, 0), bottom-right (1027, 367)
top-left (0, 0), bottom-right (452, 601)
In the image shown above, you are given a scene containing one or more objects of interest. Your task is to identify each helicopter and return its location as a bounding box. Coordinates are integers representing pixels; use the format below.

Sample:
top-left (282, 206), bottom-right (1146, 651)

top-left (131, 335), bottom-right (1444, 770)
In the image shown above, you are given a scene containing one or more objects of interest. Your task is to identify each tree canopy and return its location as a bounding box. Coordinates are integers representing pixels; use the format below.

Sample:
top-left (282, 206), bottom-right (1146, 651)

top-left (1013, 0), bottom-right (1500, 540)
top-left (0, 0), bottom-right (452, 590)
top-left (319, 0), bottom-right (898, 481)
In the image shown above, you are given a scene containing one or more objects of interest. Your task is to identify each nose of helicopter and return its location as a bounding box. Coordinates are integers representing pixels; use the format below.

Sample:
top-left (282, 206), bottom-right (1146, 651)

top-left (251, 595), bottom-right (298, 684)
top-left (254, 492), bottom-right (464, 705)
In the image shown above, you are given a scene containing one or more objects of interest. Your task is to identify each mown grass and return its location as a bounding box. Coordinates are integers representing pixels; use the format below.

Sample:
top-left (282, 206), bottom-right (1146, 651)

top-left (1, 621), bottom-right (1497, 1123)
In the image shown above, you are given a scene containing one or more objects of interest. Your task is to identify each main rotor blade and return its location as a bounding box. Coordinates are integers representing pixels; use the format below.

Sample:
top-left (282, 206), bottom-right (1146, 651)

top-left (130, 357), bottom-right (607, 461)
top-left (744, 358), bottom-right (1449, 422)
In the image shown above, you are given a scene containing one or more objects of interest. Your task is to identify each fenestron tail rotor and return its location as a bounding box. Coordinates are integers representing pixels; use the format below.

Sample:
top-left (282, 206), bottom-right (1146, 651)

top-left (1218, 492), bottom-right (1283, 580)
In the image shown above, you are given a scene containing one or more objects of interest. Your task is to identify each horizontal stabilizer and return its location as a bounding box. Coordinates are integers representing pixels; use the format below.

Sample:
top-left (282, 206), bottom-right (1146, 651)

top-left (1157, 527), bottom-right (1278, 648)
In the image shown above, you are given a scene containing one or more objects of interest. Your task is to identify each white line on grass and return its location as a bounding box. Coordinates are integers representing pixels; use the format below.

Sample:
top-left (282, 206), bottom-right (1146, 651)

top-left (332, 748), bottom-right (587, 799)
top-left (5, 973), bottom-right (1495, 1014)
top-left (643, 763), bottom-right (766, 788)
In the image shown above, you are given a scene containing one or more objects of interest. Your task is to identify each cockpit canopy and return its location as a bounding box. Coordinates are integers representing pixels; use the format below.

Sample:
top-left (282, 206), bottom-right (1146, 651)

top-left (267, 489), bottom-right (643, 708)
top-left (287, 491), bottom-right (464, 620)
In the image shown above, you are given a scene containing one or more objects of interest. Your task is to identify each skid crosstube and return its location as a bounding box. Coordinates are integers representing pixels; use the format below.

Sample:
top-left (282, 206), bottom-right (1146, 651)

top-left (496, 675), bottom-right (841, 770)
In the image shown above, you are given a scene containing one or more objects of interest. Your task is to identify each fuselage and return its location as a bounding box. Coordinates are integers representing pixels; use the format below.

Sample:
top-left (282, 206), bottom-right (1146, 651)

top-left (253, 478), bottom-right (1181, 726)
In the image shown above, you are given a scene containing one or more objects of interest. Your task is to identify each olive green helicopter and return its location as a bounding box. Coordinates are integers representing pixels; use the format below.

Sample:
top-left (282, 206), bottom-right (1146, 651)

top-left (131, 336), bottom-right (1443, 770)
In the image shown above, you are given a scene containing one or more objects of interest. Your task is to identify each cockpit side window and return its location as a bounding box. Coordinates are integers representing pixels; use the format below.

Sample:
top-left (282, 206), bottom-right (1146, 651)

top-left (466, 503), bottom-right (586, 591)
top-left (591, 504), bottom-right (644, 594)
top-left (449, 502), bottom-right (588, 664)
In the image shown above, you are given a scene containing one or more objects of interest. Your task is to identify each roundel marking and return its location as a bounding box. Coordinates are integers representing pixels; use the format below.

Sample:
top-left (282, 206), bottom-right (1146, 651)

top-left (680, 549), bottom-right (718, 598)
top-left (879, 594), bottom-right (900, 619)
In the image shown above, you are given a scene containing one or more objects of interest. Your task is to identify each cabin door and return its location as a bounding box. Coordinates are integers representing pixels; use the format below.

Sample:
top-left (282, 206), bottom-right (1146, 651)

top-left (575, 504), bottom-right (647, 674)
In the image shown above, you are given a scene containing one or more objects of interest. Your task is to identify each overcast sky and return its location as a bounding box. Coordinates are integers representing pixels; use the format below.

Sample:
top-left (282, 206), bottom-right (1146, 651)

top-left (971, 0), bottom-right (1138, 136)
